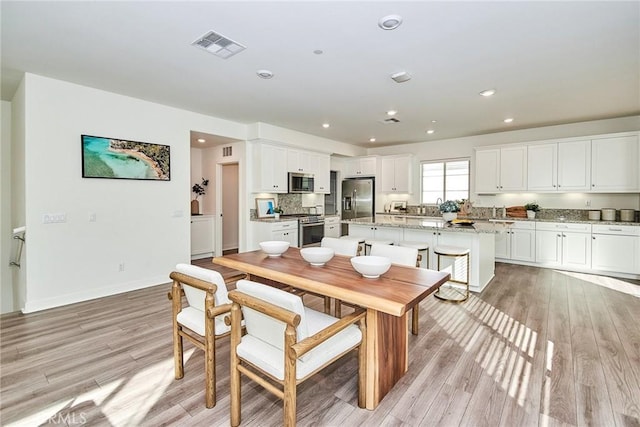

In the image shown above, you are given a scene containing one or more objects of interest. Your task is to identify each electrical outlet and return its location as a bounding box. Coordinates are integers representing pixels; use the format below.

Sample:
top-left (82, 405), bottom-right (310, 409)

top-left (89, 213), bottom-right (97, 222)
top-left (43, 213), bottom-right (67, 223)
top-left (119, 263), bottom-right (125, 272)
top-left (585, 200), bottom-right (591, 207)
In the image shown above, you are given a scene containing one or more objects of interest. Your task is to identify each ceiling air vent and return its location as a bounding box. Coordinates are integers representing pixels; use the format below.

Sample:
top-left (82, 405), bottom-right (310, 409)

top-left (380, 117), bottom-right (401, 124)
top-left (192, 30), bottom-right (246, 59)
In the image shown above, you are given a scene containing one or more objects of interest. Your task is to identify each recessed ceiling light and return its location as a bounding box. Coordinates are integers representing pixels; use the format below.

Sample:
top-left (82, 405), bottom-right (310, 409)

top-left (479, 89), bottom-right (496, 97)
top-left (431, 120), bottom-right (437, 123)
top-left (197, 138), bottom-right (206, 143)
top-left (390, 71), bottom-right (411, 83)
top-left (313, 49), bottom-right (323, 55)
top-left (503, 118), bottom-right (514, 123)
top-left (369, 137), bottom-right (376, 142)
top-left (386, 110), bottom-right (397, 116)
top-left (256, 69), bottom-right (274, 79)
top-left (322, 123), bottom-right (330, 128)
top-left (426, 129), bottom-right (435, 134)
top-left (378, 14), bottom-right (403, 30)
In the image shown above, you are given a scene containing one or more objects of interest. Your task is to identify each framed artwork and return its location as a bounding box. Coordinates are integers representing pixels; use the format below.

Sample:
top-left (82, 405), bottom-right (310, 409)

top-left (81, 134), bottom-right (170, 181)
top-left (390, 200), bottom-right (407, 212)
top-left (256, 198), bottom-right (276, 218)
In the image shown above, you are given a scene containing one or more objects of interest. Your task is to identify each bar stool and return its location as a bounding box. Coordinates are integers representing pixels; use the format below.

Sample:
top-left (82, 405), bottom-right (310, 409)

top-left (398, 241), bottom-right (430, 268)
top-left (364, 239), bottom-right (393, 255)
top-left (433, 245), bottom-right (470, 303)
top-left (340, 235), bottom-right (365, 255)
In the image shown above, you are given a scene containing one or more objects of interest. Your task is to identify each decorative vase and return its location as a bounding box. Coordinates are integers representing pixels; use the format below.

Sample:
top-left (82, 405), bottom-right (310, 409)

top-left (527, 210), bottom-right (536, 219)
top-left (191, 199), bottom-right (200, 215)
top-left (442, 212), bottom-right (457, 222)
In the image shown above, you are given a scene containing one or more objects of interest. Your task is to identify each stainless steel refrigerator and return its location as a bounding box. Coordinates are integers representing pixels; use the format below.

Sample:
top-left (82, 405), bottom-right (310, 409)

top-left (341, 178), bottom-right (375, 222)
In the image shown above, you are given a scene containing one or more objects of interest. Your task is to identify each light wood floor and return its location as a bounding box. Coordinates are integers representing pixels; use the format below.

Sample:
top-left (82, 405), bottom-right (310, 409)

top-left (2, 263), bottom-right (639, 426)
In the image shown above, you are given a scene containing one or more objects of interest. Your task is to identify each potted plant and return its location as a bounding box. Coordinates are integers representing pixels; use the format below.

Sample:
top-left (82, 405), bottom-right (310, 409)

top-left (524, 202), bottom-right (540, 219)
top-left (273, 206), bottom-right (283, 220)
top-left (439, 200), bottom-right (460, 222)
top-left (191, 178), bottom-right (209, 215)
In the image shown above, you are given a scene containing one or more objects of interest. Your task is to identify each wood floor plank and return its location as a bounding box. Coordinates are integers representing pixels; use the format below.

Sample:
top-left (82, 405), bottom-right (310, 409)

top-left (2, 262), bottom-right (639, 426)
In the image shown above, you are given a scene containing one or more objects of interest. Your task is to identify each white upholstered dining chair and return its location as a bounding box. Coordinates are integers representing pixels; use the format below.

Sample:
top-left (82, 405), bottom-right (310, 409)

top-left (228, 279), bottom-right (366, 427)
top-left (169, 263), bottom-right (244, 408)
top-left (369, 244), bottom-right (422, 335)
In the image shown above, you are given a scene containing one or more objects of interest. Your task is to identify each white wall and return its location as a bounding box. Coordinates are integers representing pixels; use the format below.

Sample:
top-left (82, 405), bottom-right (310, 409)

top-left (1, 101), bottom-right (14, 313)
top-left (369, 116), bottom-right (640, 212)
top-left (11, 81), bottom-right (26, 311)
top-left (18, 73), bottom-right (247, 312)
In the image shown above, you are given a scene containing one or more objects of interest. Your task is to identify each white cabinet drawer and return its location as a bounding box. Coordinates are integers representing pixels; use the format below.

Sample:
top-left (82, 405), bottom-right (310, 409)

top-left (324, 216), bottom-right (340, 225)
top-left (510, 221), bottom-right (536, 230)
top-left (272, 221), bottom-right (298, 232)
top-left (536, 222), bottom-right (591, 233)
top-left (592, 224), bottom-right (640, 236)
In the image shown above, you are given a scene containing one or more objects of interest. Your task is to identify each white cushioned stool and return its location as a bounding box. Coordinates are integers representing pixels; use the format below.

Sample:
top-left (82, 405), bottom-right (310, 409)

top-left (398, 241), bottom-right (430, 268)
top-left (340, 235), bottom-right (365, 255)
top-left (433, 245), bottom-right (470, 303)
top-left (364, 239), bottom-right (393, 255)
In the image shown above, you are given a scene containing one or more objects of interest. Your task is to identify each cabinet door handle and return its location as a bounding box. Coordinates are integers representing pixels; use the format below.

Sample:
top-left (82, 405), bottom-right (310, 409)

top-left (592, 236), bottom-right (596, 240)
top-left (557, 234), bottom-right (562, 237)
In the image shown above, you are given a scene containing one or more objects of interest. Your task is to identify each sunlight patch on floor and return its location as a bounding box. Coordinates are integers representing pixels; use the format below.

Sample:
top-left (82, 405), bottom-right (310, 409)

top-left (430, 293), bottom-right (540, 408)
top-left (557, 270), bottom-right (640, 298)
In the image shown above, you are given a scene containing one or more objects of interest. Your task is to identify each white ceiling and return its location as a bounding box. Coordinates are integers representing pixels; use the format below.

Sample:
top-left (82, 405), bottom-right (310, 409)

top-left (2, 1), bottom-right (638, 148)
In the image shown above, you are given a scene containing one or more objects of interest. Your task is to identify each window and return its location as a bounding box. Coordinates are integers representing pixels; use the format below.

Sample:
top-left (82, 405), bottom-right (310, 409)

top-left (421, 159), bottom-right (470, 204)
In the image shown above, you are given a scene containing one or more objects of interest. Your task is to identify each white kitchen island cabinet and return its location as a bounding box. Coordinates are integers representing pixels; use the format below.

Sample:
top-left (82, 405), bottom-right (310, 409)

top-left (346, 216), bottom-right (499, 293)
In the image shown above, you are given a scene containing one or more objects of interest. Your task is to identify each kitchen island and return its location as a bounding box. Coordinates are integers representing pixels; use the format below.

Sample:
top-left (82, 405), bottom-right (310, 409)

top-left (343, 215), bottom-right (513, 292)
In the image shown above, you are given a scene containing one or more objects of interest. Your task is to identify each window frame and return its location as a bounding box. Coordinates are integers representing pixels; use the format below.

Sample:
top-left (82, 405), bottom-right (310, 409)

top-left (420, 157), bottom-right (470, 205)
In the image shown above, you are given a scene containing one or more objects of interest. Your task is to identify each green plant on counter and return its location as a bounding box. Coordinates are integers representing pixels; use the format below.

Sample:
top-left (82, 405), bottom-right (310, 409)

top-left (192, 178), bottom-right (209, 200)
top-left (439, 200), bottom-right (460, 213)
top-left (524, 202), bottom-right (540, 212)
top-left (273, 206), bottom-right (283, 214)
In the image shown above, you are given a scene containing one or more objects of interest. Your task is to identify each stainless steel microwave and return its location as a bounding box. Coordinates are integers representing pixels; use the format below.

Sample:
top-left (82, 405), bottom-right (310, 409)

top-left (288, 172), bottom-right (314, 193)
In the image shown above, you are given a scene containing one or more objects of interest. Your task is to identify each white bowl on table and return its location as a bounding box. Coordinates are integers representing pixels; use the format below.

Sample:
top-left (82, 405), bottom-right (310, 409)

top-left (300, 247), bottom-right (334, 266)
top-left (350, 255), bottom-right (391, 279)
top-left (259, 241), bottom-right (290, 257)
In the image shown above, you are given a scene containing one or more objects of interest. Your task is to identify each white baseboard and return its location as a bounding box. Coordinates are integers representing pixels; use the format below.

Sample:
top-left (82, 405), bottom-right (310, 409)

top-left (22, 275), bottom-right (167, 313)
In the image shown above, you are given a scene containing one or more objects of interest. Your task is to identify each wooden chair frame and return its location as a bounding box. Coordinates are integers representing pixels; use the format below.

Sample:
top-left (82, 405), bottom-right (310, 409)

top-left (168, 270), bottom-right (245, 408)
top-left (228, 289), bottom-right (367, 427)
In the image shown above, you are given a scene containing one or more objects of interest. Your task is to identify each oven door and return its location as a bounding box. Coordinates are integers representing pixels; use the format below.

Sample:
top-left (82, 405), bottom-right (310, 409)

top-left (300, 222), bottom-right (324, 247)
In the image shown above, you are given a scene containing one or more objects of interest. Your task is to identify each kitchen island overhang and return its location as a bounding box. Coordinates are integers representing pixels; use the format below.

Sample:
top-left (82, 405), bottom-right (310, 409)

top-left (342, 215), bottom-right (512, 293)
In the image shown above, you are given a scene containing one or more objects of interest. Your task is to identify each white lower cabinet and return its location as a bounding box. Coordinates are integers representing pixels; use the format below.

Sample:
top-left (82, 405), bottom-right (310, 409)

top-left (324, 216), bottom-right (341, 238)
top-left (252, 220), bottom-right (299, 250)
top-left (536, 222), bottom-right (591, 269)
top-left (495, 221), bottom-right (536, 262)
top-left (191, 215), bottom-right (215, 259)
top-left (271, 221), bottom-right (299, 247)
top-left (591, 225), bottom-right (640, 274)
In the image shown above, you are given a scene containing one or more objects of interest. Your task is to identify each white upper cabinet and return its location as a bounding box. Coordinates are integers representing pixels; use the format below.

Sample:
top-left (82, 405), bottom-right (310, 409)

top-left (381, 155), bottom-right (412, 193)
top-left (311, 152), bottom-right (330, 193)
top-left (591, 135), bottom-right (639, 192)
top-left (252, 142), bottom-right (287, 193)
top-left (287, 148), bottom-right (313, 173)
top-left (345, 156), bottom-right (377, 177)
top-left (475, 146), bottom-right (527, 193)
top-left (527, 140), bottom-right (590, 191)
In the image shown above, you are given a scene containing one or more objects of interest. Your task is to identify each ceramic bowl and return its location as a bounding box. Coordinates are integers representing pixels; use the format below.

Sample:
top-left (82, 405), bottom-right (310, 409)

top-left (350, 255), bottom-right (391, 279)
top-left (300, 247), bottom-right (334, 266)
top-left (259, 241), bottom-right (290, 257)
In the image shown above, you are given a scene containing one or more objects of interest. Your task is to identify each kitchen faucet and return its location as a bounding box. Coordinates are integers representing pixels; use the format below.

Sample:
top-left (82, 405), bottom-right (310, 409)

top-left (436, 197), bottom-right (443, 206)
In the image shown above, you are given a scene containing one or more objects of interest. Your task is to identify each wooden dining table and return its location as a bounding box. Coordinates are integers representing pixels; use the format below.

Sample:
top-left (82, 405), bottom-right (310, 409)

top-left (213, 247), bottom-right (450, 409)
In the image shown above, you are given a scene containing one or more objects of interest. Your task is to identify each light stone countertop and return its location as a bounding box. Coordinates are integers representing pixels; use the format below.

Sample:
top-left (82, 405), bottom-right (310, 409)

top-left (342, 215), bottom-right (513, 234)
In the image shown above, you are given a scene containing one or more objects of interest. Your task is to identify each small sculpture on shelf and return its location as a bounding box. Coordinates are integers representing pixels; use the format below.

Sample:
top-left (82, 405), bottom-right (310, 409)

top-left (191, 178), bottom-right (209, 215)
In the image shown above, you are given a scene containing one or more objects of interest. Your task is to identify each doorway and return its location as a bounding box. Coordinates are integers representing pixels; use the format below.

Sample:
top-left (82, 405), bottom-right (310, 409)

top-left (221, 163), bottom-right (239, 254)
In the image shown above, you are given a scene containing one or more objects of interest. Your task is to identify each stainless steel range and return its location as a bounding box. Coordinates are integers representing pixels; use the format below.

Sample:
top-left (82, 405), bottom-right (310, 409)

top-left (281, 214), bottom-right (325, 247)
